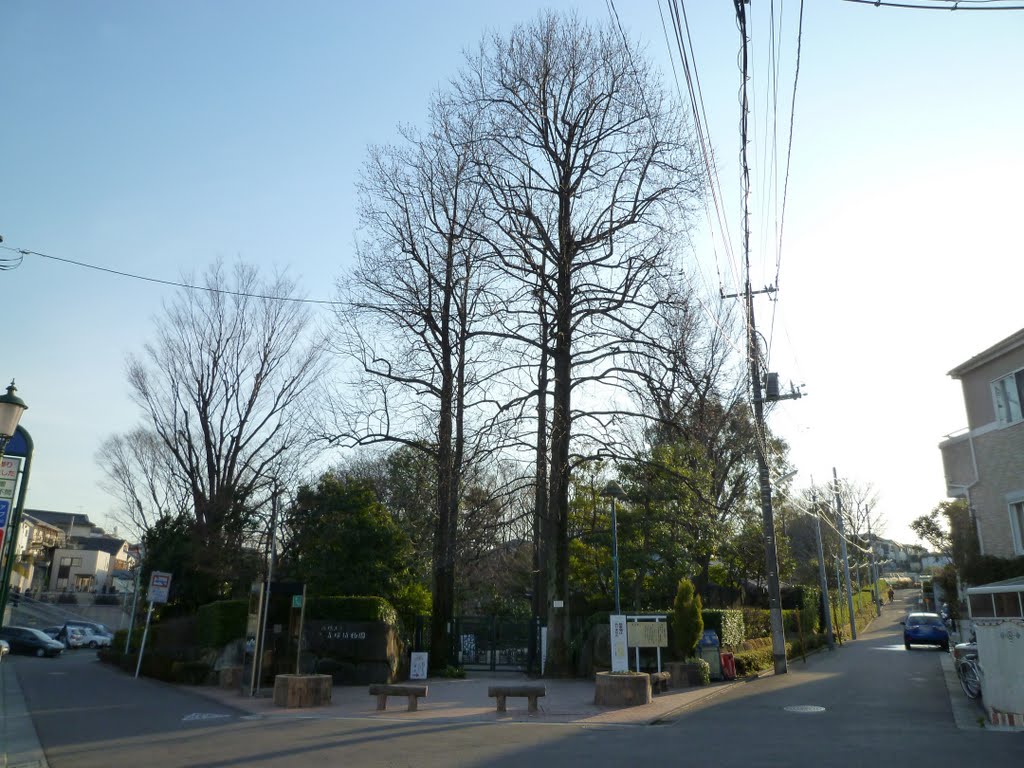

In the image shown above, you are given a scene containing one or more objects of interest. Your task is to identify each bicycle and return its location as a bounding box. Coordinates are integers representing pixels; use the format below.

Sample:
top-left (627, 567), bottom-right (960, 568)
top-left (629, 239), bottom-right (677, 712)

top-left (953, 641), bottom-right (982, 700)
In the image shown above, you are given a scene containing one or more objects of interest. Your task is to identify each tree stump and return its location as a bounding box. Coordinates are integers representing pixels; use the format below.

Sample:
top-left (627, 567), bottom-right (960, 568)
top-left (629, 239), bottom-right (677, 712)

top-left (273, 674), bottom-right (333, 708)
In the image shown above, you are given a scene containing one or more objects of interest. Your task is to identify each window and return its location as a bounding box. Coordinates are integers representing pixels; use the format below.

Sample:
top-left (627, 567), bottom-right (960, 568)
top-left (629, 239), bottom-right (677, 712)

top-left (992, 370), bottom-right (1024, 424)
top-left (1011, 500), bottom-right (1024, 555)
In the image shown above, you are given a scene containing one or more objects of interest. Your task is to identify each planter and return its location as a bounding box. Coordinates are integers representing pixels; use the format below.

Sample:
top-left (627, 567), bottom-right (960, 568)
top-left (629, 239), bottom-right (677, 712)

top-left (593, 671), bottom-right (651, 707)
top-left (665, 661), bottom-right (702, 687)
top-left (218, 666), bottom-right (243, 690)
top-left (273, 674), bottom-right (333, 708)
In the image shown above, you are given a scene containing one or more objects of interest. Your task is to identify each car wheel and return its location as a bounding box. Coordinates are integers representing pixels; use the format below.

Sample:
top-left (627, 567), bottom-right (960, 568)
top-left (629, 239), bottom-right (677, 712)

top-left (36, 647), bottom-right (45, 657)
top-left (89, 641), bottom-right (97, 649)
top-left (904, 641), bottom-right (911, 650)
top-left (941, 642), bottom-right (949, 651)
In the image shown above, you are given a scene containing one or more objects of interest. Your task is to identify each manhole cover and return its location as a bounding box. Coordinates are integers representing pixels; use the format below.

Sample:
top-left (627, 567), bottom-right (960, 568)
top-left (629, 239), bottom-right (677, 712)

top-left (784, 705), bottom-right (826, 713)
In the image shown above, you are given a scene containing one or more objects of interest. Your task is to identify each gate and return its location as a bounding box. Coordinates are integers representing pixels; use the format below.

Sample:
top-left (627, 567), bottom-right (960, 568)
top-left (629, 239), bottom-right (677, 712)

top-left (453, 616), bottom-right (541, 672)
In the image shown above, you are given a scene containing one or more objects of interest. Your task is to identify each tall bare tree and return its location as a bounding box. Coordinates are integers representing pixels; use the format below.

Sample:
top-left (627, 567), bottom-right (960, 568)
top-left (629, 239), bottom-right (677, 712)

top-left (126, 261), bottom-right (325, 597)
top-left (327, 96), bottom-right (498, 668)
top-left (457, 12), bottom-right (703, 673)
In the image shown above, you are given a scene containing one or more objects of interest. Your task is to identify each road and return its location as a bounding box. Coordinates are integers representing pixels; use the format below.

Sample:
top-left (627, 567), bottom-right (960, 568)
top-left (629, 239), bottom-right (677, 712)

top-left (8, 597), bottom-right (1023, 767)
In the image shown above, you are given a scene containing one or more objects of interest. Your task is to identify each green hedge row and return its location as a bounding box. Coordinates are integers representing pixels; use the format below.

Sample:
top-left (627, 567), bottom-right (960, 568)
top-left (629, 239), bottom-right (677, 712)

top-left (197, 599), bottom-right (248, 648)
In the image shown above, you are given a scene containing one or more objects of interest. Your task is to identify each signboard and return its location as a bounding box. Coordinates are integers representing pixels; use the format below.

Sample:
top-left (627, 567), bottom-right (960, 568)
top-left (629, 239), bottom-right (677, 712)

top-left (148, 571), bottom-right (172, 604)
top-left (292, 594), bottom-right (303, 609)
top-left (610, 614), bottom-right (629, 672)
top-left (0, 499), bottom-right (9, 528)
top-left (0, 456), bottom-right (21, 501)
top-left (626, 621), bottom-right (668, 648)
top-left (410, 651), bottom-right (428, 680)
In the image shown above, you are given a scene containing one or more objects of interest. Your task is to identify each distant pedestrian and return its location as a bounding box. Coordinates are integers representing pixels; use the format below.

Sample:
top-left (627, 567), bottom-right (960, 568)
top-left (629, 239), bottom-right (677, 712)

top-left (887, 587), bottom-right (894, 604)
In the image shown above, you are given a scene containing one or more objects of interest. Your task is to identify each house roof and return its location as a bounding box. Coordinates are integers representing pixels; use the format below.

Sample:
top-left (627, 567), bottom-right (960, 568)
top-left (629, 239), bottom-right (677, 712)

top-left (948, 327), bottom-right (1024, 379)
top-left (70, 537), bottom-right (127, 556)
top-left (25, 509), bottom-right (98, 529)
top-left (21, 513), bottom-right (64, 532)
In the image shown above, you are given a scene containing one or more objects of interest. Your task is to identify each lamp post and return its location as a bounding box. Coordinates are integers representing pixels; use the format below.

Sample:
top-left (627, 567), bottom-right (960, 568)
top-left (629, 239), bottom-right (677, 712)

top-left (600, 480), bottom-right (626, 615)
top-left (0, 381), bottom-right (29, 625)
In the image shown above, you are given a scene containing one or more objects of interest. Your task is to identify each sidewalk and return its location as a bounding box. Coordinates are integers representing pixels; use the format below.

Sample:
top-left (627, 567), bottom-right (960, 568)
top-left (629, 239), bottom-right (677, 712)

top-left (0, 658), bottom-right (49, 768)
top-left (191, 671), bottom-right (745, 728)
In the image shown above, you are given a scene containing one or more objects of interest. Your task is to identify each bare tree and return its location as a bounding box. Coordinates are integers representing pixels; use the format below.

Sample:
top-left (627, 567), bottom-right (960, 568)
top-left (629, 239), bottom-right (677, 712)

top-left (126, 261), bottom-right (325, 596)
top-left (96, 428), bottom-right (190, 541)
top-left (457, 12), bottom-right (703, 673)
top-left (325, 95), bottom-right (500, 668)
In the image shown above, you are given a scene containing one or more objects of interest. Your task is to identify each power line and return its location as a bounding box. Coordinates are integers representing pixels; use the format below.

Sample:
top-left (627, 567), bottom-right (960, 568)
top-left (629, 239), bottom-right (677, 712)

top-left (842, 0), bottom-right (1024, 9)
top-left (0, 244), bottom-right (343, 306)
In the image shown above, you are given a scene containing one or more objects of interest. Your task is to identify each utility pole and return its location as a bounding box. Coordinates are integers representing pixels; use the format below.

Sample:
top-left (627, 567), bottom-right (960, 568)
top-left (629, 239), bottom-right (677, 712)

top-left (812, 488), bottom-right (835, 649)
top-left (868, 508), bottom-right (880, 616)
top-left (727, 0), bottom-right (802, 676)
top-left (833, 468), bottom-right (857, 640)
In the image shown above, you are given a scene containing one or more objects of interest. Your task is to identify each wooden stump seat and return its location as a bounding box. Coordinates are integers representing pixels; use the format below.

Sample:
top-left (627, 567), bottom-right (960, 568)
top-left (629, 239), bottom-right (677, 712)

top-left (368, 683), bottom-right (428, 712)
top-left (487, 684), bottom-right (546, 713)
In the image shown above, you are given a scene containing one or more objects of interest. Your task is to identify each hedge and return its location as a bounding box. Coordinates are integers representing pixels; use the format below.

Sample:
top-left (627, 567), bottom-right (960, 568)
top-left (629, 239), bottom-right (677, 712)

top-left (197, 599), bottom-right (248, 648)
top-left (701, 609), bottom-right (744, 648)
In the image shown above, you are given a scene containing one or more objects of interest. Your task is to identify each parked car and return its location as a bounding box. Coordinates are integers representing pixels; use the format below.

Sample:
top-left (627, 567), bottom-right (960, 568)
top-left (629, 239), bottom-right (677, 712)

top-left (63, 620), bottom-right (114, 641)
top-left (42, 626), bottom-right (92, 648)
top-left (0, 626), bottom-right (65, 657)
top-left (75, 627), bottom-right (112, 648)
top-left (0, 638), bottom-right (9, 659)
top-left (902, 612), bottom-right (949, 651)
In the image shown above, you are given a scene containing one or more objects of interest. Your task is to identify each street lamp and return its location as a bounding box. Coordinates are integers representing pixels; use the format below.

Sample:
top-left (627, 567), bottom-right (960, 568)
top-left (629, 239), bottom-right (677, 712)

top-left (0, 381), bottom-right (27, 452)
top-left (0, 380), bottom-right (28, 626)
top-left (600, 480), bottom-right (626, 615)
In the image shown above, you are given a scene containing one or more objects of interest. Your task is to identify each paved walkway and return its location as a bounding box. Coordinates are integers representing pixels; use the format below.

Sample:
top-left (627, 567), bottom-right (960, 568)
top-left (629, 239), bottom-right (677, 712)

top-left (1, 656), bottom-right (48, 768)
top-left (191, 670), bottom-right (744, 727)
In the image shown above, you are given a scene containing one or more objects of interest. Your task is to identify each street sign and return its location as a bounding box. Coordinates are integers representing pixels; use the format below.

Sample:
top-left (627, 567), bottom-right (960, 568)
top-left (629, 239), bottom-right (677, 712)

top-left (148, 571), bottom-right (172, 604)
top-left (0, 499), bottom-right (9, 528)
top-left (291, 594), bottom-right (303, 609)
top-left (0, 457), bottom-right (21, 501)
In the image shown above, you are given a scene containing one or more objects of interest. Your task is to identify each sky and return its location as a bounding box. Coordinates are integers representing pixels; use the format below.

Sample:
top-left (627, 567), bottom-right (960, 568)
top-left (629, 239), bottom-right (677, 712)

top-left (1, 1), bottom-right (1021, 546)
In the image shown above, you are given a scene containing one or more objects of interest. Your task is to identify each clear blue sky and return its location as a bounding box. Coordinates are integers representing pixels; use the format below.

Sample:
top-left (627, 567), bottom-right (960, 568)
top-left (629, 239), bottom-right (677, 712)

top-left (2, 1), bottom-right (1021, 544)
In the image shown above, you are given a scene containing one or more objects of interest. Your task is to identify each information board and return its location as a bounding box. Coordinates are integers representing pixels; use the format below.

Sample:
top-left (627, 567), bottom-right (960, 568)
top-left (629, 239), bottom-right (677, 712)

top-left (410, 651), bottom-right (428, 680)
top-left (610, 614), bottom-right (629, 672)
top-left (626, 620), bottom-right (668, 648)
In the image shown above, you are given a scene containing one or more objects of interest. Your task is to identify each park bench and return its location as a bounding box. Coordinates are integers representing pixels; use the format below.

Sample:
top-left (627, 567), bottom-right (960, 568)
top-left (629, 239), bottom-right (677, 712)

top-left (650, 671), bottom-right (671, 693)
top-left (487, 684), bottom-right (546, 713)
top-left (368, 683), bottom-right (428, 712)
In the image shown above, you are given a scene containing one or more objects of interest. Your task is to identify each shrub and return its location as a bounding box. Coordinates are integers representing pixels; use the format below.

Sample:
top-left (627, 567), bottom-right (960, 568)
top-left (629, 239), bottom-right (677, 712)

top-left (197, 599), bottom-right (248, 648)
top-left (172, 661), bottom-right (212, 685)
top-left (57, 592), bottom-right (78, 604)
top-left (672, 579), bottom-right (703, 658)
top-left (93, 594), bottom-right (120, 606)
top-left (694, 657), bottom-right (711, 686)
top-left (702, 610), bottom-right (744, 649)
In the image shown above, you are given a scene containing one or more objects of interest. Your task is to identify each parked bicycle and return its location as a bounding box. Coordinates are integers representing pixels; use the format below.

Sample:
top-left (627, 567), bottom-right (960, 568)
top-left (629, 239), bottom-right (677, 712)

top-left (953, 639), bottom-right (981, 700)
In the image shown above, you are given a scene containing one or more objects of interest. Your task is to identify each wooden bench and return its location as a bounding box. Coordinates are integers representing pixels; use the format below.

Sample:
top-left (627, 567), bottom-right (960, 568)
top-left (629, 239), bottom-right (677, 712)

top-left (650, 671), bottom-right (671, 694)
top-left (368, 684), bottom-right (428, 712)
top-left (488, 684), bottom-right (546, 713)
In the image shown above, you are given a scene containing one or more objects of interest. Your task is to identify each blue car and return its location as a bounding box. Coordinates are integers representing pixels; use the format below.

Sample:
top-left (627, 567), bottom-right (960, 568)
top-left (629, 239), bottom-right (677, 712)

top-left (903, 612), bottom-right (949, 651)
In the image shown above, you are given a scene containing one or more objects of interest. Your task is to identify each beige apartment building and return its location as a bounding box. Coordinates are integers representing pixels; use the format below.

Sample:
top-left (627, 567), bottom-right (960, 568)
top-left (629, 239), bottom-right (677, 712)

top-left (940, 328), bottom-right (1024, 559)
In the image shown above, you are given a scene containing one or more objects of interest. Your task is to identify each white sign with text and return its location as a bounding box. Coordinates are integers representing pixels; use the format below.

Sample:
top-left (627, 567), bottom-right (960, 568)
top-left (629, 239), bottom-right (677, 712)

top-left (610, 614), bottom-right (629, 672)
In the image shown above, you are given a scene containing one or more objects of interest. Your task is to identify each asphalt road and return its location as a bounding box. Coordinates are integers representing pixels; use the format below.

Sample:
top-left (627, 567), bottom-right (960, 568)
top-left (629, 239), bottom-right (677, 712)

top-left (10, 597), bottom-right (1024, 767)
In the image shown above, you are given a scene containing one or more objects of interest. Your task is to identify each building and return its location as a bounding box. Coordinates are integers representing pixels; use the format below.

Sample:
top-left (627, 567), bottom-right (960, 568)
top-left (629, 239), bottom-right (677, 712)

top-left (939, 328), bottom-right (1024, 559)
